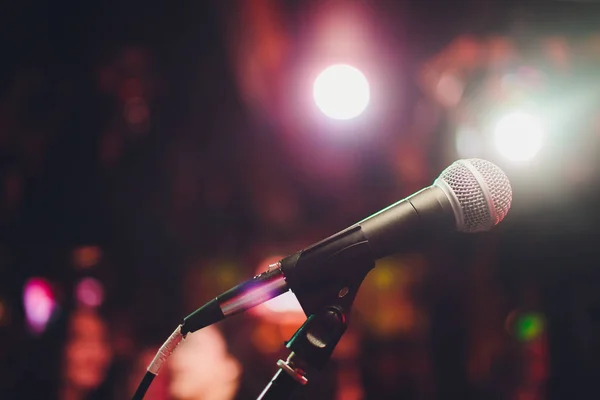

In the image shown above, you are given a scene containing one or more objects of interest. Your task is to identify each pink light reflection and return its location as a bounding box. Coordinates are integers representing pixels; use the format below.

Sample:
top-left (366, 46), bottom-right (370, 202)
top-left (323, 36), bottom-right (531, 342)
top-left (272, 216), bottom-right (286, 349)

top-left (250, 256), bottom-right (305, 324)
top-left (75, 277), bottom-right (105, 308)
top-left (23, 277), bottom-right (56, 334)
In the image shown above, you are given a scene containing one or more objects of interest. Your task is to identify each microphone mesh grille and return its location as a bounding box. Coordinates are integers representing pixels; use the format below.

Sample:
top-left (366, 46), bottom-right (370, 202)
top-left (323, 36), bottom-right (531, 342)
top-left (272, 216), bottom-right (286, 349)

top-left (438, 159), bottom-right (512, 232)
top-left (468, 159), bottom-right (512, 226)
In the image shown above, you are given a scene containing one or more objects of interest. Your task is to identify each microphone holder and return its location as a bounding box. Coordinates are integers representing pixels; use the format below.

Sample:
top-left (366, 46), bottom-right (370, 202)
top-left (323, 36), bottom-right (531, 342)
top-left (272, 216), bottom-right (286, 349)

top-left (257, 307), bottom-right (347, 400)
top-left (257, 230), bottom-right (375, 399)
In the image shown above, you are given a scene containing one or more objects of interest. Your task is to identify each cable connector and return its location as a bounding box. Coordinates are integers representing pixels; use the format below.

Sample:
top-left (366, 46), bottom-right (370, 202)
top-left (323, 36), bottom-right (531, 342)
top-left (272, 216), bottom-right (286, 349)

top-left (147, 325), bottom-right (185, 375)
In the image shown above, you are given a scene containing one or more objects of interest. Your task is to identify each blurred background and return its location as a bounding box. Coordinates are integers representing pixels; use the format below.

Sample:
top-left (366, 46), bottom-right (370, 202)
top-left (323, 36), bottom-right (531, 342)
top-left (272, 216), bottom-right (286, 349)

top-left (2, 0), bottom-right (600, 399)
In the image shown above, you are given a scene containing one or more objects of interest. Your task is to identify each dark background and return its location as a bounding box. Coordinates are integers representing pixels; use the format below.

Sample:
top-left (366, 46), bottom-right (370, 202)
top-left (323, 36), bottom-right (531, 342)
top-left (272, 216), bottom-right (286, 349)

top-left (2, 0), bottom-right (600, 398)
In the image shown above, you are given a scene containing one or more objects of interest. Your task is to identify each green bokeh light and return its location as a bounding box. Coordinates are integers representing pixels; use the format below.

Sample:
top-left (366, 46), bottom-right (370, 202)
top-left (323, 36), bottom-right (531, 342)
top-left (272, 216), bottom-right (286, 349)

top-left (515, 313), bottom-right (545, 342)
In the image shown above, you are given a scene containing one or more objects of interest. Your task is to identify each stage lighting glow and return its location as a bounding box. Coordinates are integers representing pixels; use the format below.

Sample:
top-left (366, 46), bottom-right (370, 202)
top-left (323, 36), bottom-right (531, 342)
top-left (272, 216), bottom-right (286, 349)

top-left (250, 256), bottom-right (304, 324)
top-left (493, 111), bottom-right (544, 162)
top-left (313, 64), bottom-right (370, 120)
top-left (0, 300), bottom-right (7, 326)
top-left (455, 126), bottom-right (483, 158)
top-left (75, 277), bottom-right (104, 308)
top-left (72, 246), bottom-right (102, 269)
top-left (261, 291), bottom-right (303, 314)
top-left (23, 277), bottom-right (56, 335)
top-left (515, 313), bottom-right (545, 342)
top-left (506, 311), bottom-right (546, 342)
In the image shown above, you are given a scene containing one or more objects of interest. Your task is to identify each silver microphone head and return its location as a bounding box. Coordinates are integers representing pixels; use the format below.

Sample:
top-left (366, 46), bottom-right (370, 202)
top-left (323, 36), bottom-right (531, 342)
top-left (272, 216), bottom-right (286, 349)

top-left (433, 159), bottom-right (512, 233)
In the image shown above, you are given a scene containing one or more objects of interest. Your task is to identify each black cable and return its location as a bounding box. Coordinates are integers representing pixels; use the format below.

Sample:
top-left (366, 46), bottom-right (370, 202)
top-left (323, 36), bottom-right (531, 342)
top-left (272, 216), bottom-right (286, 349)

top-left (131, 371), bottom-right (155, 400)
top-left (130, 325), bottom-right (184, 400)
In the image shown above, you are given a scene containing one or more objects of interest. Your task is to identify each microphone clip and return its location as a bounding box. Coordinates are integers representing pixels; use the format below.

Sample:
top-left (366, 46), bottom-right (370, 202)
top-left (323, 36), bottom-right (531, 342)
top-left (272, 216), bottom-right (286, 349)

top-left (257, 306), bottom-right (347, 400)
top-left (281, 225), bottom-right (376, 317)
top-left (258, 226), bottom-right (375, 399)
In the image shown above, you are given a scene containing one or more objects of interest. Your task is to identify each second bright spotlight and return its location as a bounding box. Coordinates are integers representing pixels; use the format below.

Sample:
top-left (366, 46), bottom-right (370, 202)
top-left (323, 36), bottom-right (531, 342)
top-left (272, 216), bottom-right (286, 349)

top-left (493, 111), bottom-right (545, 163)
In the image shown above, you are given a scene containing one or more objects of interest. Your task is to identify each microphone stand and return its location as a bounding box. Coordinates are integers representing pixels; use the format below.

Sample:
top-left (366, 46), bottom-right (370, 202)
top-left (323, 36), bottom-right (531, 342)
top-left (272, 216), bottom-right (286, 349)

top-left (257, 307), bottom-right (347, 400)
top-left (257, 232), bottom-right (375, 400)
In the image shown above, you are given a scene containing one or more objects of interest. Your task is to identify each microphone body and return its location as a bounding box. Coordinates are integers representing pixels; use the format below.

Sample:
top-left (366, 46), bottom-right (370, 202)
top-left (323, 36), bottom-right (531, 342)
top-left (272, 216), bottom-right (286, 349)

top-left (182, 159), bottom-right (512, 334)
top-left (182, 186), bottom-right (455, 334)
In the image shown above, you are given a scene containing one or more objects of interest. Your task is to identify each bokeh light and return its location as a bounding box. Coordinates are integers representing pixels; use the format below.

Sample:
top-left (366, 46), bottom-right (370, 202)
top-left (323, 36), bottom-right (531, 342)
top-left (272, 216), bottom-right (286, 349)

top-left (515, 314), bottom-right (545, 341)
top-left (493, 111), bottom-right (544, 162)
top-left (506, 311), bottom-right (546, 342)
top-left (435, 71), bottom-right (464, 108)
top-left (313, 64), bottom-right (370, 120)
top-left (73, 246), bottom-right (102, 270)
top-left (455, 126), bottom-right (484, 158)
top-left (0, 299), bottom-right (7, 326)
top-left (23, 277), bottom-right (56, 335)
top-left (250, 255), bottom-right (304, 324)
top-left (75, 277), bottom-right (105, 308)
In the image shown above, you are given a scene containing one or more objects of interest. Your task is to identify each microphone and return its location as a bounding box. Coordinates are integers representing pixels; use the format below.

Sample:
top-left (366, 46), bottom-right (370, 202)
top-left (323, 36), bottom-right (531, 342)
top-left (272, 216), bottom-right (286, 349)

top-left (181, 158), bottom-right (512, 334)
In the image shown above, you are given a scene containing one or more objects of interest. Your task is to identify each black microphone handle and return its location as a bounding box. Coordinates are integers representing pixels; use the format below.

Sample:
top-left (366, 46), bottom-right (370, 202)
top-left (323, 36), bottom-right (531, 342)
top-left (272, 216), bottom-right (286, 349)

top-left (359, 185), bottom-right (456, 259)
top-left (182, 185), bottom-right (456, 334)
top-left (278, 186), bottom-right (455, 312)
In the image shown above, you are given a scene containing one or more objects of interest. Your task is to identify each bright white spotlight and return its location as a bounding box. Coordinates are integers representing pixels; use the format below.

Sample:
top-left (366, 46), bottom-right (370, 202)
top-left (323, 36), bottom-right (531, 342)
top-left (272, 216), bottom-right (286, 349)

top-left (493, 111), bottom-right (544, 162)
top-left (313, 64), bottom-right (370, 120)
